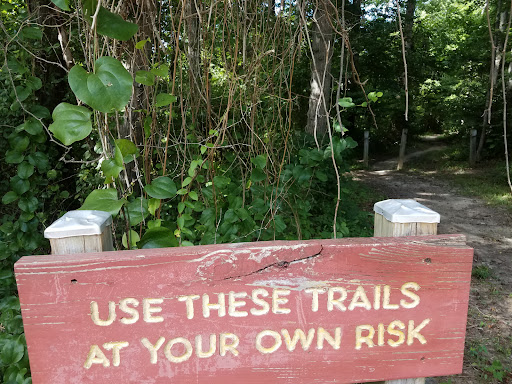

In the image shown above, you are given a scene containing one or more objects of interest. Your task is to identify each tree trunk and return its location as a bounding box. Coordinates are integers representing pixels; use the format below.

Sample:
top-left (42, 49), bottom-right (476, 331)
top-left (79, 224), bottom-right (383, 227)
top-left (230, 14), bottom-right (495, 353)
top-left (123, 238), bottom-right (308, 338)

top-left (478, 0), bottom-right (506, 161)
top-left (306, 0), bottom-right (334, 139)
top-left (184, 0), bottom-right (202, 124)
top-left (118, 1), bottom-right (157, 192)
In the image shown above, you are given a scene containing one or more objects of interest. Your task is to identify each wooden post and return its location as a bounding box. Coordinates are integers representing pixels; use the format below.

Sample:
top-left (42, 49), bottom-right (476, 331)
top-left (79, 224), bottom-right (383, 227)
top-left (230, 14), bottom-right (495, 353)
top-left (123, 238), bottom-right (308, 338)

top-left (469, 128), bottom-right (477, 167)
top-left (397, 128), bottom-right (408, 170)
top-left (363, 130), bottom-right (370, 168)
top-left (373, 199), bottom-right (440, 384)
top-left (44, 210), bottom-right (114, 254)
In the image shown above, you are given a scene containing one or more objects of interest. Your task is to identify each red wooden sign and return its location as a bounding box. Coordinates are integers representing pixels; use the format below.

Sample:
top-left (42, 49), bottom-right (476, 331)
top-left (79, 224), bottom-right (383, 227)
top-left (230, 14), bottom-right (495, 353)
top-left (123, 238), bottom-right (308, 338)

top-left (15, 235), bottom-right (473, 384)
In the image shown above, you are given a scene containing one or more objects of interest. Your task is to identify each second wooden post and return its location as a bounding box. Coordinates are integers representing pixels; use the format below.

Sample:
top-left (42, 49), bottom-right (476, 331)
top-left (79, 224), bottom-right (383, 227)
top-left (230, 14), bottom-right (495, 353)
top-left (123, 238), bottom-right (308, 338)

top-left (372, 198), bottom-right (440, 384)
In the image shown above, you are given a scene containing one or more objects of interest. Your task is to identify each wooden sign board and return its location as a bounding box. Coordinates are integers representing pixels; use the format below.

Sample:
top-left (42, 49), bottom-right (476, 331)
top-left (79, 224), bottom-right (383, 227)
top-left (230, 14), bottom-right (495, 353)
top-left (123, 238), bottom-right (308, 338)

top-left (15, 235), bottom-right (473, 384)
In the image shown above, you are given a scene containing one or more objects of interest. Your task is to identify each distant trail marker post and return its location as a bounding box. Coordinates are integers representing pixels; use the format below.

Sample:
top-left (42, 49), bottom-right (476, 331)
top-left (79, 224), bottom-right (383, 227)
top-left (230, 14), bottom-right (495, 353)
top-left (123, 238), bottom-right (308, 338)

top-left (16, 208), bottom-right (472, 384)
top-left (469, 129), bottom-right (477, 167)
top-left (363, 130), bottom-right (370, 168)
top-left (372, 199), bottom-right (441, 384)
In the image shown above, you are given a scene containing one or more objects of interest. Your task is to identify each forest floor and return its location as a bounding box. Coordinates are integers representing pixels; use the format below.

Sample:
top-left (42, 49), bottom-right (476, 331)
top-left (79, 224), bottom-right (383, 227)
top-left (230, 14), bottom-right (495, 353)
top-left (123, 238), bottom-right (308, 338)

top-left (353, 138), bottom-right (512, 384)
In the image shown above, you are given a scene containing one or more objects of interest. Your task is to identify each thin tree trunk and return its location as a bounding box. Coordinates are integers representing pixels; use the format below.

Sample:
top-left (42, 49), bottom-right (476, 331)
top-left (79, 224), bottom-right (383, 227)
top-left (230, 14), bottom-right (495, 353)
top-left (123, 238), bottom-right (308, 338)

top-left (478, 0), bottom-right (505, 161)
top-left (184, 0), bottom-right (202, 124)
top-left (306, 0), bottom-right (334, 139)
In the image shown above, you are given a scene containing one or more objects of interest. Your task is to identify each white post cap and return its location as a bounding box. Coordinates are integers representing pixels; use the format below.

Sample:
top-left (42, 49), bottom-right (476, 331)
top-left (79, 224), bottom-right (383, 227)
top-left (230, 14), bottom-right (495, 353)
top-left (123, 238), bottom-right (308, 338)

top-left (44, 210), bottom-right (112, 239)
top-left (373, 199), bottom-right (440, 224)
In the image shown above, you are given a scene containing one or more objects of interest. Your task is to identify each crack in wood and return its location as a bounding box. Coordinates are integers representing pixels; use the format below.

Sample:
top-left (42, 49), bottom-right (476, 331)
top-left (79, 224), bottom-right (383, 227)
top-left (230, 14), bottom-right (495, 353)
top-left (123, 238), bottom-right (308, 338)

top-left (222, 245), bottom-right (324, 281)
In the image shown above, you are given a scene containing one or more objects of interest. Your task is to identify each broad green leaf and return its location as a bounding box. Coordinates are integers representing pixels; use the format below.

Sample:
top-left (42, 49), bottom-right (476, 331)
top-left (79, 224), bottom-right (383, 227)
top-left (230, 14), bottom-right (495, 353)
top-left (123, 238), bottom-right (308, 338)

top-left (251, 154), bottom-right (267, 169)
top-left (2, 192), bottom-right (18, 205)
top-left (83, 0), bottom-right (138, 41)
top-left (49, 103), bottom-right (92, 145)
top-left (177, 216), bottom-right (185, 229)
top-left (145, 177), bottom-right (177, 199)
top-left (5, 151), bottom-right (24, 164)
top-left (14, 86), bottom-right (30, 102)
top-left (0, 269), bottom-right (13, 280)
top-left (12, 136), bottom-right (30, 152)
top-left (316, 170), bottom-right (328, 182)
top-left (96, 7), bottom-right (138, 41)
top-left (148, 198), bottom-right (160, 216)
top-left (368, 92), bottom-right (379, 102)
top-left (274, 215), bottom-right (287, 233)
top-left (151, 64), bottom-right (169, 77)
top-left (10, 177), bottom-right (30, 195)
top-left (101, 158), bottom-right (123, 183)
top-left (26, 76), bottom-right (42, 91)
top-left (68, 57), bottom-right (133, 113)
top-left (338, 97), bottom-right (355, 108)
top-left (51, 0), bottom-right (71, 11)
top-left (178, 202), bottom-right (185, 214)
top-left (17, 162), bottom-right (34, 179)
top-left (27, 152), bottom-right (49, 172)
top-left (122, 230), bottom-right (140, 248)
top-left (188, 159), bottom-right (201, 177)
top-left (80, 189), bottom-right (125, 216)
top-left (138, 227), bottom-right (178, 249)
top-left (115, 139), bottom-right (138, 162)
top-left (147, 219), bottom-right (162, 229)
top-left (188, 191), bottom-right (198, 201)
top-left (0, 338), bottom-right (24, 365)
top-left (224, 209), bottom-right (238, 224)
top-left (126, 198), bottom-right (148, 226)
top-left (135, 39), bottom-right (149, 49)
top-left (182, 177), bottom-right (193, 188)
top-left (155, 93), bottom-right (176, 107)
top-left (176, 188), bottom-right (187, 195)
top-left (135, 70), bottom-right (155, 86)
top-left (21, 26), bottom-right (42, 40)
top-left (251, 168), bottom-right (266, 182)
top-left (213, 175), bottom-right (230, 189)
top-left (29, 105), bottom-right (50, 119)
top-left (22, 118), bottom-right (44, 135)
top-left (18, 196), bottom-right (38, 212)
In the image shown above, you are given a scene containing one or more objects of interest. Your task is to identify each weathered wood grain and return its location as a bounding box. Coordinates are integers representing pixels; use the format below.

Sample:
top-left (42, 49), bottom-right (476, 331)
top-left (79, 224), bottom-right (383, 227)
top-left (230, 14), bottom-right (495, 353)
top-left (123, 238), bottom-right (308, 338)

top-left (15, 235), bottom-right (473, 384)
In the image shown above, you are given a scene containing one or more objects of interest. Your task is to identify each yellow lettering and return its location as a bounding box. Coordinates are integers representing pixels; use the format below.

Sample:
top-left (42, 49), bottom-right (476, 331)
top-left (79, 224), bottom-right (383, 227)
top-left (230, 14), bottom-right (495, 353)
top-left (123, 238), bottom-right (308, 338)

top-left (407, 319), bottom-right (430, 345)
top-left (220, 333), bottom-right (239, 357)
top-left (255, 330), bottom-right (282, 354)
top-left (281, 328), bottom-right (315, 351)
top-left (250, 288), bottom-right (270, 316)
top-left (178, 295), bottom-right (200, 319)
top-left (164, 337), bottom-right (193, 363)
top-left (119, 298), bottom-right (139, 325)
top-left (272, 289), bottom-right (291, 314)
top-left (317, 327), bottom-right (341, 350)
top-left (84, 344), bottom-right (110, 369)
top-left (143, 298), bottom-right (164, 323)
top-left (228, 291), bottom-right (248, 317)
top-left (373, 285), bottom-right (381, 310)
top-left (202, 293), bottom-right (226, 318)
top-left (103, 341), bottom-right (129, 367)
top-left (327, 287), bottom-right (347, 311)
top-left (196, 334), bottom-right (216, 358)
top-left (383, 285), bottom-right (399, 309)
top-left (355, 325), bottom-right (375, 350)
top-left (141, 337), bottom-right (165, 364)
top-left (400, 282), bottom-right (420, 309)
top-left (387, 320), bottom-right (406, 347)
top-left (305, 288), bottom-right (325, 312)
top-left (90, 301), bottom-right (116, 326)
top-left (348, 286), bottom-right (372, 311)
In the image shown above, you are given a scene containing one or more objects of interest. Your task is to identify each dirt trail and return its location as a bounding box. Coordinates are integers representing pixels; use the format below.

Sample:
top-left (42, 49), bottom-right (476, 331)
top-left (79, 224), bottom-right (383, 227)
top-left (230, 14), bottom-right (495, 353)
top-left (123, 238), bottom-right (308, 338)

top-left (354, 147), bottom-right (512, 383)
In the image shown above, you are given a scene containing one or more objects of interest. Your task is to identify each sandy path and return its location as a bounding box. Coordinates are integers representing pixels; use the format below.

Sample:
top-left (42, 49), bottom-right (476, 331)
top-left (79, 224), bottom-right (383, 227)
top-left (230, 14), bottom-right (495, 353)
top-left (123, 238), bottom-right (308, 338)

top-left (354, 152), bottom-right (512, 384)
